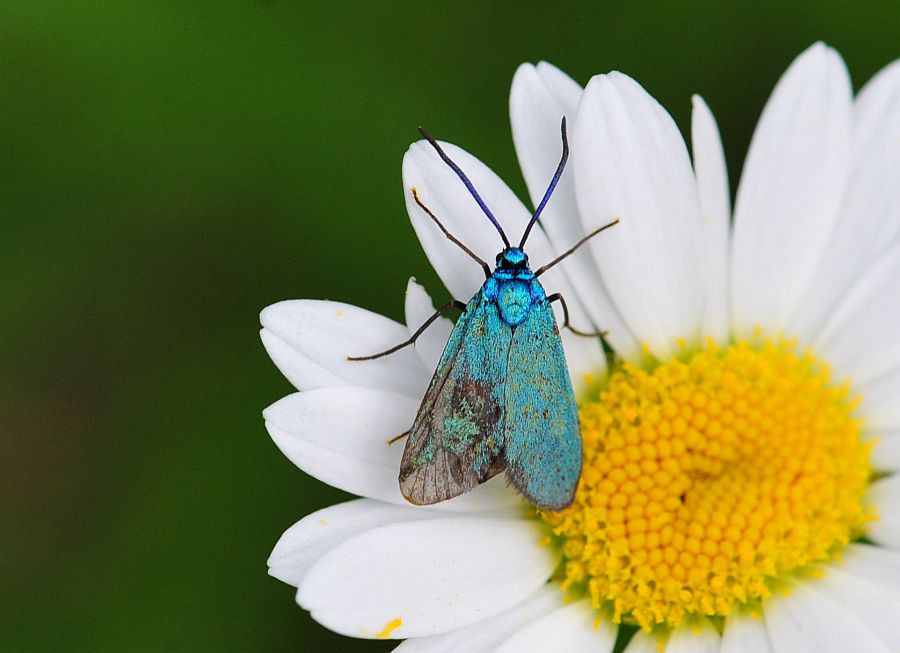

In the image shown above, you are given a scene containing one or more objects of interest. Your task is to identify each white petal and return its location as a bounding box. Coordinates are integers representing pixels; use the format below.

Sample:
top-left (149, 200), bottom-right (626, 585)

top-left (854, 58), bottom-right (900, 158)
top-left (667, 618), bottom-right (722, 653)
top-left (839, 543), bottom-right (900, 590)
top-left (789, 66), bottom-right (900, 340)
top-left (535, 61), bottom-right (584, 109)
top-left (865, 473), bottom-right (900, 548)
top-left (573, 71), bottom-right (705, 360)
top-left (510, 63), bottom-right (581, 216)
top-left (623, 631), bottom-right (665, 653)
top-left (764, 579), bottom-right (890, 652)
top-left (870, 430), bottom-right (900, 472)
top-left (721, 610), bottom-right (775, 653)
top-left (813, 565), bottom-right (900, 650)
top-left (393, 586), bottom-right (562, 653)
top-left (691, 95), bottom-right (732, 344)
top-left (813, 244), bottom-right (900, 386)
top-left (264, 386), bottom-right (518, 512)
top-left (297, 517), bottom-right (557, 639)
top-left (268, 499), bottom-right (438, 587)
top-left (405, 278), bottom-right (454, 374)
top-left (858, 370), bottom-right (900, 431)
top-left (731, 43), bottom-right (852, 337)
top-left (560, 331), bottom-right (608, 396)
top-left (494, 600), bottom-right (616, 653)
top-left (261, 300), bottom-right (428, 398)
top-left (510, 61), bottom-right (639, 358)
top-left (265, 386), bottom-right (415, 504)
top-left (403, 139), bottom-right (606, 389)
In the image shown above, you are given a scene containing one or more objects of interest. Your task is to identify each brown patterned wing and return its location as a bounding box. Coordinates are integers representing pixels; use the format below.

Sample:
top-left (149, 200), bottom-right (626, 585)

top-left (399, 294), bottom-right (512, 505)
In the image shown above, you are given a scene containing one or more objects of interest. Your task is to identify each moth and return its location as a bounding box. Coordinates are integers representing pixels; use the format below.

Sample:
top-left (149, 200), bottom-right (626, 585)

top-left (352, 119), bottom-right (617, 510)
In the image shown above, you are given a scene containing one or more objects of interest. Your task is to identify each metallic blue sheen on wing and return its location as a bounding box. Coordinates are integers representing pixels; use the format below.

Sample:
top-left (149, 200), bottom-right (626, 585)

top-left (503, 280), bottom-right (581, 510)
top-left (399, 247), bottom-right (582, 510)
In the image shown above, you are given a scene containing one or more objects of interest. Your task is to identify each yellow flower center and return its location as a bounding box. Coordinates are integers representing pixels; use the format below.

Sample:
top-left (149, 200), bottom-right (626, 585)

top-left (541, 338), bottom-right (873, 631)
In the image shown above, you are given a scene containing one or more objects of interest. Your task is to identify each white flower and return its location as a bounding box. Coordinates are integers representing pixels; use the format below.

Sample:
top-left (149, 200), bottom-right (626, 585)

top-left (261, 42), bottom-right (900, 652)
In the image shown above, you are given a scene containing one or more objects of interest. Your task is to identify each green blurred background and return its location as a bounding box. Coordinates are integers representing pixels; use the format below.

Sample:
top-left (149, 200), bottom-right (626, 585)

top-left (2, 2), bottom-right (898, 650)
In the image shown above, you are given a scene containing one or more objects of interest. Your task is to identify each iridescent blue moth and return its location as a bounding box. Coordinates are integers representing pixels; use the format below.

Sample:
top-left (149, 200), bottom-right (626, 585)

top-left (351, 119), bottom-right (617, 510)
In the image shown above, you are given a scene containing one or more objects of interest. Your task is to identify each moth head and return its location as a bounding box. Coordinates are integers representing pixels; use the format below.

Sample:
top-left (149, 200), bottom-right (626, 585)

top-left (496, 247), bottom-right (529, 270)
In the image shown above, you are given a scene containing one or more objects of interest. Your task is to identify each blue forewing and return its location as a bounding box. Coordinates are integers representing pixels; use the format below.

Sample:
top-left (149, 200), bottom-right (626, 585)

top-left (503, 283), bottom-right (582, 509)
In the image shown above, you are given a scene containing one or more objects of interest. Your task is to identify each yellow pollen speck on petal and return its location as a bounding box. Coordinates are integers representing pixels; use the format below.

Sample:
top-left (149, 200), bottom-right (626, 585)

top-left (375, 617), bottom-right (402, 639)
top-left (541, 337), bottom-right (872, 631)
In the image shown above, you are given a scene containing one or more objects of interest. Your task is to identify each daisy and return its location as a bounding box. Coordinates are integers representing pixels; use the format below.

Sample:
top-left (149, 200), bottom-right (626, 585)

top-left (261, 42), bottom-right (900, 652)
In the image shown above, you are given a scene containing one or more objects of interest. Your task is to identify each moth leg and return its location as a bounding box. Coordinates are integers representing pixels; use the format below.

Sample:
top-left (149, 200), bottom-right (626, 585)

top-left (411, 187), bottom-right (492, 279)
top-left (347, 299), bottom-right (467, 361)
top-left (387, 431), bottom-right (409, 445)
top-left (547, 293), bottom-right (607, 338)
top-left (534, 218), bottom-right (620, 277)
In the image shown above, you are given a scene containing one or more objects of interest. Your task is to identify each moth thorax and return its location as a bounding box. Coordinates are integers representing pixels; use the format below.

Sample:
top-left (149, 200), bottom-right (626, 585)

top-left (497, 279), bottom-right (532, 326)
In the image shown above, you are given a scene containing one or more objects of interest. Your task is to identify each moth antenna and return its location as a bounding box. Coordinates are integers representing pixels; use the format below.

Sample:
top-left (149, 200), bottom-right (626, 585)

top-left (535, 218), bottom-right (620, 277)
top-left (418, 127), bottom-right (511, 249)
top-left (519, 116), bottom-right (569, 248)
top-left (411, 187), bottom-right (491, 278)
